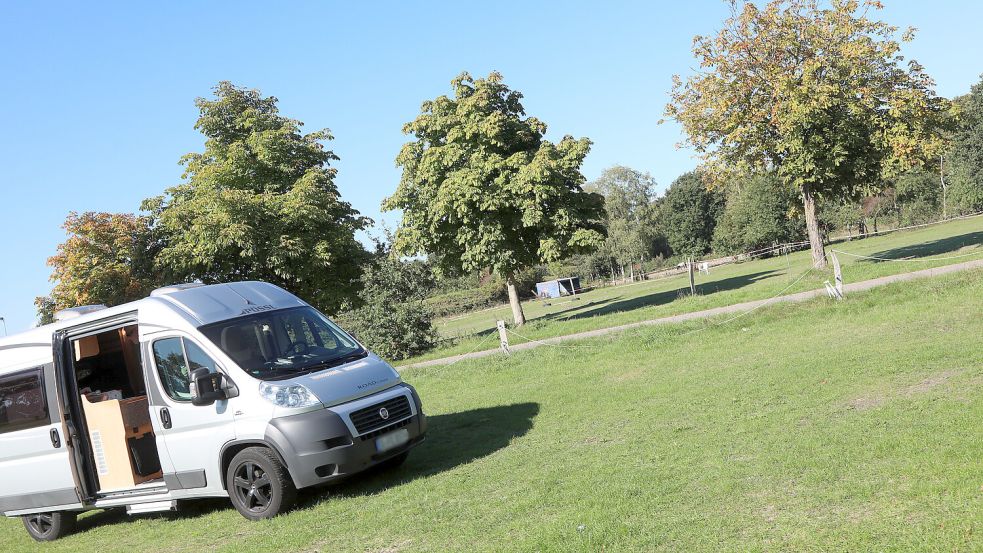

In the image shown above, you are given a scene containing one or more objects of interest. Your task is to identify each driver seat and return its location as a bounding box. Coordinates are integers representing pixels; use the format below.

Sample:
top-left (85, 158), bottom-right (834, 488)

top-left (220, 326), bottom-right (267, 369)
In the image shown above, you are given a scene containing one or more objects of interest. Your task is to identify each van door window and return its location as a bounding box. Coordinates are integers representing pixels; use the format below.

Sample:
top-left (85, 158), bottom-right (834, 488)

top-left (185, 340), bottom-right (218, 373)
top-left (0, 368), bottom-right (48, 434)
top-left (153, 338), bottom-right (191, 402)
top-left (152, 337), bottom-right (222, 402)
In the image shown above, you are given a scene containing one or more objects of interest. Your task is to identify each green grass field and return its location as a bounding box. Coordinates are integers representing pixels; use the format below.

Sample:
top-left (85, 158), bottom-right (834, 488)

top-left (408, 215), bottom-right (983, 364)
top-left (3, 263), bottom-right (982, 551)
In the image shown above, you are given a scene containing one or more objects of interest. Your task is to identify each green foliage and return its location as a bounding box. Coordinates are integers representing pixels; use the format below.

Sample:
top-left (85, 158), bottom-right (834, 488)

top-left (660, 172), bottom-right (726, 257)
top-left (336, 243), bottom-right (438, 361)
top-left (144, 82), bottom-right (370, 314)
top-left (383, 72), bottom-right (607, 281)
top-left (821, 201), bottom-right (865, 236)
top-left (587, 166), bottom-right (666, 265)
top-left (666, 0), bottom-right (949, 265)
top-left (423, 285), bottom-right (504, 319)
top-left (712, 173), bottom-right (805, 254)
top-left (894, 167), bottom-right (941, 225)
top-left (423, 266), bottom-right (547, 319)
top-left (35, 212), bottom-right (161, 324)
top-left (948, 76), bottom-right (983, 212)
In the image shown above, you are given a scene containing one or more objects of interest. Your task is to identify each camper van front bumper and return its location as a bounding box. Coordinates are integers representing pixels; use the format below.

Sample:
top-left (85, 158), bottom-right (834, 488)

top-left (264, 385), bottom-right (426, 489)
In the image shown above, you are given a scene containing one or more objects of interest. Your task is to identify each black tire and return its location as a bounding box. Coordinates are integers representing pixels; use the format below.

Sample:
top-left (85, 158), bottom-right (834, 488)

top-left (22, 511), bottom-right (76, 542)
top-left (377, 451), bottom-right (410, 471)
top-left (226, 447), bottom-right (296, 520)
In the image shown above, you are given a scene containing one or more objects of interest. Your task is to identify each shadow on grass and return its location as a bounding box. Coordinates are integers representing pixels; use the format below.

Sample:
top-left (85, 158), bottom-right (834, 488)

top-left (544, 270), bottom-right (781, 322)
top-left (309, 402), bottom-right (539, 502)
top-left (864, 230), bottom-right (983, 262)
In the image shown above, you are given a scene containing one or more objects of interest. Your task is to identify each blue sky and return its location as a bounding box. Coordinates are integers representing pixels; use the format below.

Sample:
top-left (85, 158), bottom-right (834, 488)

top-left (1, 1), bottom-right (981, 333)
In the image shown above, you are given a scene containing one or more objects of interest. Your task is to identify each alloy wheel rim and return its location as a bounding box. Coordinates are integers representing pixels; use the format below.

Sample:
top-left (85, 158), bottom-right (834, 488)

top-left (233, 462), bottom-right (273, 512)
top-left (29, 513), bottom-right (53, 535)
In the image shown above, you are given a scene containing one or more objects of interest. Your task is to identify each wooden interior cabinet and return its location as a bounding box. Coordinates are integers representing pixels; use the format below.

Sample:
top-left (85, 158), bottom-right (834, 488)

top-left (81, 394), bottom-right (162, 491)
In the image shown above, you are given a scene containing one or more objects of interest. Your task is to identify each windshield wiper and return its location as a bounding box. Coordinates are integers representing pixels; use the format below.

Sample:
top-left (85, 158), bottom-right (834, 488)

top-left (295, 350), bottom-right (368, 374)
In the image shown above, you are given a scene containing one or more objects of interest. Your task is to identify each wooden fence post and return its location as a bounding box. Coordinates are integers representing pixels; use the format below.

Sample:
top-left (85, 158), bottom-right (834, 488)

top-left (688, 257), bottom-right (696, 296)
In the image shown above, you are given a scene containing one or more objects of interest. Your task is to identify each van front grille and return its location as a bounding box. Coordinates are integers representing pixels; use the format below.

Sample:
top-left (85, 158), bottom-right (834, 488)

top-left (349, 395), bottom-right (412, 434)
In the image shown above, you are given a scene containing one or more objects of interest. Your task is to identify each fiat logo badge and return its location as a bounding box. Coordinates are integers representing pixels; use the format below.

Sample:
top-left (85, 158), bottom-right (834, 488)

top-left (379, 407), bottom-right (390, 420)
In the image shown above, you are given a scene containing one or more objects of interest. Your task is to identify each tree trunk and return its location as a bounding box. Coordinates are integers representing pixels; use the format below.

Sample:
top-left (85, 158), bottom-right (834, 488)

top-left (802, 184), bottom-right (827, 269)
top-left (507, 279), bottom-right (525, 326)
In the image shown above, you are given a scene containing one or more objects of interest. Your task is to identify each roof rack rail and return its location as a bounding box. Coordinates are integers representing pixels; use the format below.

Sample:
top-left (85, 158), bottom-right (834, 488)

top-left (150, 283), bottom-right (207, 297)
top-left (54, 305), bottom-right (108, 322)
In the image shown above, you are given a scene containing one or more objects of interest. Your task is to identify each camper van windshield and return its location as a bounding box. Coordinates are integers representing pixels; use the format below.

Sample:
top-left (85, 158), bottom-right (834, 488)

top-left (199, 306), bottom-right (366, 380)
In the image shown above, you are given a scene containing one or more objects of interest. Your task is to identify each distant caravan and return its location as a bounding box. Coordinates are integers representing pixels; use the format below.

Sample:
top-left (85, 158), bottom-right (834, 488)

top-left (0, 282), bottom-right (426, 541)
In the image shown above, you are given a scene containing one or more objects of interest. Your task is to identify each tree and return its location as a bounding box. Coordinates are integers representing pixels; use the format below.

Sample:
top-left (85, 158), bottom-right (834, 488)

top-left (712, 173), bottom-right (804, 254)
top-left (36, 212), bottom-right (159, 324)
top-left (587, 166), bottom-right (665, 279)
top-left (144, 82), bottom-right (370, 314)
top-left (894, 167), bottom-right (941, 225)
top-left (665, 0), bottom-right (948, 269)
top-left (336, 240), bottom-right (438, 361)
top-left (948, 76), bottom-right (983, 213)
top-left (383, 72), bottom-right (606, 326)
top-left (660, 171), bottom-right (726, 257)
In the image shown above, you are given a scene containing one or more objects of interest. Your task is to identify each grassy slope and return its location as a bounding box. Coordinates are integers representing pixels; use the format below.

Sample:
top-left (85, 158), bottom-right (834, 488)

top-left (408, 215), bottom-right (983, 364)
top-left (3, 268), bottom-right (982, 551)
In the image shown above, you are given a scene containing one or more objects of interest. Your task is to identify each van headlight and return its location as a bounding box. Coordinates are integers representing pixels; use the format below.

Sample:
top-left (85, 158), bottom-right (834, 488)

top-left (259, 382), bottom-right (321, 408)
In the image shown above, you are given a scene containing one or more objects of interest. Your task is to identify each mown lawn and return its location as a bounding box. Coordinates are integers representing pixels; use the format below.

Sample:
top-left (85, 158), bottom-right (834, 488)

top-left (3, 267), bottom-right (982, 551)
top-left (407, 215), bottom-right (983, 364)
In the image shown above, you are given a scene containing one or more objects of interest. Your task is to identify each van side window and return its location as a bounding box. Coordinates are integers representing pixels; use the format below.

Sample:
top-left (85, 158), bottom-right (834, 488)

top-left (0, 368), bottom-right (48, 434)
top-left (185, 340), bottom-right (217, 374)
top-left (152, 338), bottom-right (221, 402)
top-left (153, 338), bottom-right (191, 402)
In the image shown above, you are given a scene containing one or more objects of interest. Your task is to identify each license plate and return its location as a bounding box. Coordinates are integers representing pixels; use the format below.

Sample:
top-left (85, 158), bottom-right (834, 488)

top-left (375, 428), bottom-right (410, 452)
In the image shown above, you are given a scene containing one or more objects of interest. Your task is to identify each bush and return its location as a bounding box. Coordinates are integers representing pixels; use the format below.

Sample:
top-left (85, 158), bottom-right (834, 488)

top-left (336, 252), bottom-right (438, 361)
top-left (423, 284), bottom-right (504, 318)
top-left (711, 173), bottom-right (804, 254)
top-left (423, 266), bottom-right (548, 318)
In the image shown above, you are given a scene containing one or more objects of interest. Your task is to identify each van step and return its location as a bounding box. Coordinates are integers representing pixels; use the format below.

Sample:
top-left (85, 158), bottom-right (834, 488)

top-left (126, 500), bottom-right (177, 515)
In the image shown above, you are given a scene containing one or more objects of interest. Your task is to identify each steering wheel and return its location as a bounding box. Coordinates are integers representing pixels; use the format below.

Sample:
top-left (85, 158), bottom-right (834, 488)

top-left (283, 341), bottom-right (310, 357)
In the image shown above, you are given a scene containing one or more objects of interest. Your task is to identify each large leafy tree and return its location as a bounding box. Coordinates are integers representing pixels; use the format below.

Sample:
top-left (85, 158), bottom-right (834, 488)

top-left (36, 212), bottom-right (160, 324)
top-left (587, 166), bottom-right (665, 278)
top-left (948, 76), bottom-right (983, 213)
top-left (145, 82), bottom-right (370, 314)
top-left (383, 72), bottom-right (606, 325)
top-left (665, 0), bottom-right (948, 269)
top-left (660, 171), bottom-right (726, 257)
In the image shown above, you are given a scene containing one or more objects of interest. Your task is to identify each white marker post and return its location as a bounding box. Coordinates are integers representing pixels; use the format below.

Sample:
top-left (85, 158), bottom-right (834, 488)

top-left (497, 320), bottom-right (511, 356)
top-left (831, 252), bottom-right (844, 298)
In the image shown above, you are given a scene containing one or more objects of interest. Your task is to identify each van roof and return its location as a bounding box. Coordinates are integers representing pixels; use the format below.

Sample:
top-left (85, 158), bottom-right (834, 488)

top-left (0, 281), bottom-right (306, 348)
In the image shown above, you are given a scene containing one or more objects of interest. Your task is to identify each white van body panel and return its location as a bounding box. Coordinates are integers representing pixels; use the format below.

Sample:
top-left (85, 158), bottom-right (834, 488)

top-left (0, 281), bottom-right (426, 519)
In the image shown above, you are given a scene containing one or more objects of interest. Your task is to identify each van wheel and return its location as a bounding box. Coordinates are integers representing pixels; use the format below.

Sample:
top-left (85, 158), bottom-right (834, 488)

top-left (227, 447), bottom-right (296, 520)
top-left (22, 511), bottom-right (76, 542)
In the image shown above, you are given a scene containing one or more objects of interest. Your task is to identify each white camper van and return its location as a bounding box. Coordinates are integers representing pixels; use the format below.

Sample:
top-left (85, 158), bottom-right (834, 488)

top-left (0, 282), bottom-right (426, 541)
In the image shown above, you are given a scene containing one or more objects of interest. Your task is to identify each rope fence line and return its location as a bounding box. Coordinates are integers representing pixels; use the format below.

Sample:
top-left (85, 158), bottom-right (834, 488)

top-left (498, 259), bottom-right (827, 353)
top-left (403, 250), bottom-right (983, 370)
top-left (437, 210), bottom-right (983, 327)
top-left (411, 211), bottom-right (983, 368)
top-left (829, 248), bottom-right (983, 263)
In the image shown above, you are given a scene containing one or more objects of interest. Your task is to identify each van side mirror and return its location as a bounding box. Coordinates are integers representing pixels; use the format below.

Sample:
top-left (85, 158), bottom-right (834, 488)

top-left (189, 367), bottom-right (233, 406)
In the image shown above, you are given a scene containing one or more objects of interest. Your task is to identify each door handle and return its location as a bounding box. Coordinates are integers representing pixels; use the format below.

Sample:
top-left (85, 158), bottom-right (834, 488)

top-left (160, 407), bottom-right (172, 429)
top-left (50, 428), bottom-right (61, 449)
